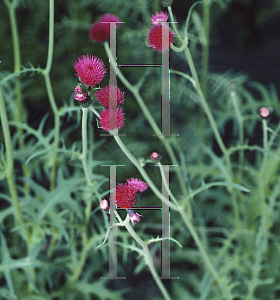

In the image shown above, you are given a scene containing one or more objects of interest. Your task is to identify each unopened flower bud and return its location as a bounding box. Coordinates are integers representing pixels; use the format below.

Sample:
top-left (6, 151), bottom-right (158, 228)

top-left (100, 198), bottom-right (109, 211)
top-left (151, 152), bottom-right (160, 160)
top-left (259, 107), bottom-right (272, 119)
top-left (162, 0), bottom-right (173, 7)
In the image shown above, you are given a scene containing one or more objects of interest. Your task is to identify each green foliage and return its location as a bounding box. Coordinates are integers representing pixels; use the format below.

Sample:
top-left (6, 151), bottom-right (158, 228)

top-left (1, 0), bottom-right (280, 299)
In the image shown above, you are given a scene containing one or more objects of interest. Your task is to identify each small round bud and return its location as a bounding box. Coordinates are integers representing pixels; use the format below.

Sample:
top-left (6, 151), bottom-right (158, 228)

top-left (151, 152), bottom-right (160, 160)
top-left (259, 107), bottom-right (272, 119)
top-left (162, 0), bottom-right (173, 7)
top-left (100, 198), bottom-right (109, 211)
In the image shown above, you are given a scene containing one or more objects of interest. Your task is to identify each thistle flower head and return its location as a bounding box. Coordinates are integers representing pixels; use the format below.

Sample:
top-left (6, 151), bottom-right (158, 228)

top-left (89, 14), bottom-right (121, 43)
top-left (150, 11), bottom-right (169, 24)
top-left (100, 13), bottom-right (121, 25)
top-left (74, 55), bottom-right (106, 88)
top-left (115, 178), bottom-right (148, 209)
top-left (101, 178), bottom-right (148, 225)
top-left (116, 183), bottom-right (137, 209)
top-left (95, 85), bottom-right (125, 108)
top-left (99, 107), bottom-right (124, 131)
top-left (147, 24), bottom-right (175, 52)
top-left (126, 178), bottom-right (148, 193)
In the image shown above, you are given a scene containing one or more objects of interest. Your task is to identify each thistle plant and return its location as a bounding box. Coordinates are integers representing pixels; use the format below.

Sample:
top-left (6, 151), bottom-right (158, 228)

top-left (1, 0), bottom-right (280, 300)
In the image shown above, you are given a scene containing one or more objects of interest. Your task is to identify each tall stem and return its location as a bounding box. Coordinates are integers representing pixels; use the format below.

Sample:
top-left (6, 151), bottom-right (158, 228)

top-left (113, 135), bottom-right (178, 211)
top-left (201, 0), bottom-right (210, 97)
top-left (103, 41), bottom-right (188, 203)
top-left (117, 213), bottom-right (172, 300)
top-left (184, 46), bottom-right (240, 228)
top-left (259, 120), bottom-right (268, 209)
top-left (178, 208), bottom-right (232, 298)
top-left (0, 84), bottom-right (31, 247)
top-left (43, 0), bottom-right (59, 191)
top-left (4, 0), bottom-right (31, 192)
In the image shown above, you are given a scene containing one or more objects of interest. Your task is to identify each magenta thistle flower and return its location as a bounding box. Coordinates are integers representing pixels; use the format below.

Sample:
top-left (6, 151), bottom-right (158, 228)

top-left (74, 55), bottom-right (106, 88)
top-left (116, 183), bottom-right (138, 209)
top-left (147, 24), bottom-right (175, 52)
top-left (101, 178), bottom-right (148, 225)
top-left (95, 85), bottom-right (124, 108)
top-left (100, 13), bottom-right (121, 25)
top-left (116, 178), bottom-right (148, 209)
top-left (126, 178), bottom-right (148, 193)
top-left (150, 11), bottom-right (169, 24)
top-left (99, 107), bottom-right (124, 131)
top-left (89, 14), bottom-right (121, 43)
top-left (127, 210), bottom-right (142, 225)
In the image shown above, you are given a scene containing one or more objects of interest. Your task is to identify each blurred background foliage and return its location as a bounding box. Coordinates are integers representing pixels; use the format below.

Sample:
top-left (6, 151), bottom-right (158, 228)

top-left (1, 0), bottom-right (280, 299)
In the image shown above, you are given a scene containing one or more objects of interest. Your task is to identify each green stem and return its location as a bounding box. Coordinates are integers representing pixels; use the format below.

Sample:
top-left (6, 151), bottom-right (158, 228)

top-left (167, 5), bottom-right (184, 44)
top-left (45, 0), bottom-right (54, 75)
top-left (201, 0), bottom-right (210, 97)
top-left (178, 208), bottom-right (231, 298)
top-left (230, 88), bottom-right (244, 184)
top-left (116, 213), bottom-right (172, 300)
top-left (259, 120), bottom-right (268, 208)
top-left (184, 46), bottom-right (240, 228)
top-left (70, 108), bottom-right (96, 282)
top-left (4, 0), bottom-right (31, 192)
top-left (184, 47), bottom-right (227, 155)
top-left (43, 0), bottom-right (59, 191)
top-left (44, 74), bottom-right (59, 191)
top-left (70, 235), bottom-right (89, 282)
top-left (113, 135), bottom-right (178, 211)
top-left (88, 105), bottom-right (178, 208)
top-left (103, 41), bottom-right (189, 206)
top-left (0, 84), bottom-right (31, 247)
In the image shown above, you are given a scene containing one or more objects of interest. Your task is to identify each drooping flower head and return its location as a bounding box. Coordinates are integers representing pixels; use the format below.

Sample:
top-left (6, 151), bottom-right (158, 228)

top-left (90, 14), bottom-right (121, 43)
top-left (95, 85), bottom-right (125, 108)
top-left (101, 178), bottom-right (148, 225)
top-left (147, 23), bottom-right (175, 52)
top-left (99, 107), bottom-right (124, 131)
top-left (127, 210), bottom-right (142, 225)
top-left (116, 178), bottom-right (148, 209)
top-left (126, 178), bottom-right (149, 193)
top-left (150, 11), bottom-right (169, 24)
top-left (74, 55), bottom-right (106, 88)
